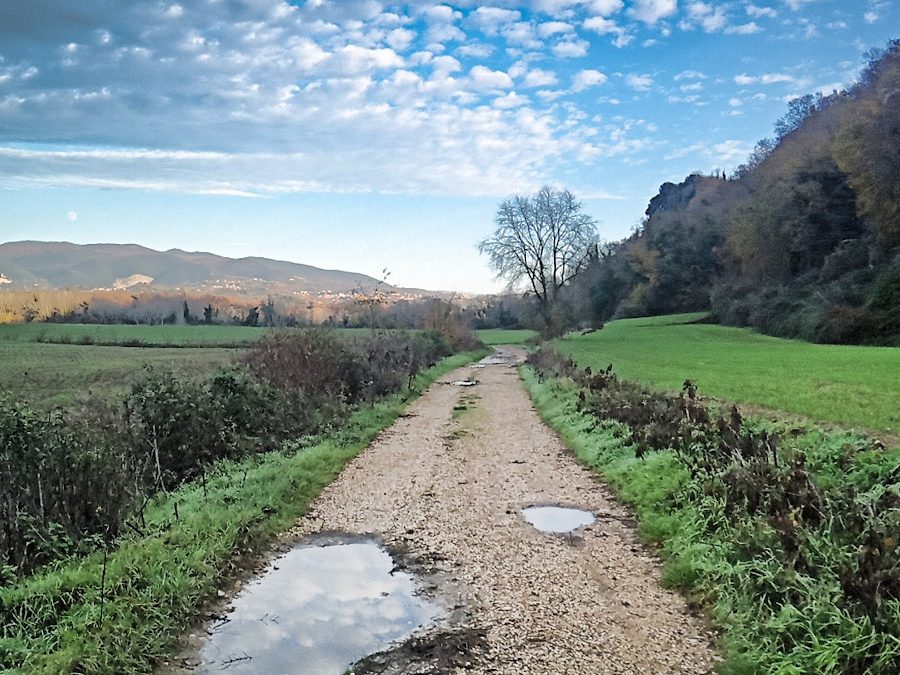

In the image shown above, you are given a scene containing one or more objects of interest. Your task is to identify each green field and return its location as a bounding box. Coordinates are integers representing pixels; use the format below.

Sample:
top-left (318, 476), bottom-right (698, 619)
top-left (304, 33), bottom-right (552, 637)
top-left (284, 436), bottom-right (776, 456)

top-left (475, 328), bottom-right (537, 345)
top-left (556, 313), bottom-right (900, 434)
top-left (0, 323), bottom-right (274, 346)
top-left (0, 342), bottom-right (238, 408)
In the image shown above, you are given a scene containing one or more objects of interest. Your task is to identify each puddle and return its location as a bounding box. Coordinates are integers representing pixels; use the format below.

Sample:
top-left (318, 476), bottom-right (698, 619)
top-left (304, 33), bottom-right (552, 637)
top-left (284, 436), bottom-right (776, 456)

top-left (522, 506), bottom-right (595, 533)
top-left (479, 349), bottom-right (516, 366)
top-left (196, 537), bottom-right (442, 674)
top-left (451, 380), bottom-right (478, 387)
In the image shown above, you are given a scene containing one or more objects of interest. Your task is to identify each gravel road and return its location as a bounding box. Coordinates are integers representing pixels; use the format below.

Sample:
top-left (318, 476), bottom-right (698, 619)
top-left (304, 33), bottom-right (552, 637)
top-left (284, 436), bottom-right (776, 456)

top-left (293, 348), bottom-right (719, 674)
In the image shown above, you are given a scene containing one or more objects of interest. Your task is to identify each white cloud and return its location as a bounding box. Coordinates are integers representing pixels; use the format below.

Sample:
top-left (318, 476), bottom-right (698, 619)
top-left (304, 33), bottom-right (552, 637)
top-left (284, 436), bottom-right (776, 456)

top-left (665, 139), bottom-right (751, 165)
top-left (626, 73), bottom-right (654, 91)
top-left (729, 97), bottom-right (743, 106)
top-left (725, 21), bottom-right (762, 34)
top-left (680, 82), bottom-right (703, 92)
top-left (493, 91), bottom-right (529, 108)
top-left (469, 64), bottom-right (514, 91)
top-left (386, 28), bottom-right (416, 52)
top-left (423, 5), bottom-right (459, 23)
top-left (583, 16), bottom-right (633, 47)
top-left (455, 42), bottom-right (494, 58)
top-left (537, 21), bottom-right (575, 37)
top-left (746, 3), bottom-right (777, 18)
top-left (782, 0), bottom-right (814, 9)
top-left (335, 45), bottom-right (404, 73)
top-left (552, 39), bottom-right (589, 57)
top-left (589, 0), bottom-right (625, 14)
top-left (469, 7), bottom-right (522, 34)
top-left (629, 0), bottom-right (678, 25)
top-left (674, 69), bottom-right (706, 80)
top-left (684, 2), bottom-right (728, 32)
top-left (571, 68), bottom-right (608, 91)
top-left (67, 211), bottom-right (78, 221)
top-left (523, 68), bottom-right (559, 87)
top-left (735, 72), bottom-right (802, 85)
top-left (864, 11), bottom-right (878, 23)
top-left (668, 94), bottom-right (701, 103)
top-left (426, 22), bottom-right (466, 45)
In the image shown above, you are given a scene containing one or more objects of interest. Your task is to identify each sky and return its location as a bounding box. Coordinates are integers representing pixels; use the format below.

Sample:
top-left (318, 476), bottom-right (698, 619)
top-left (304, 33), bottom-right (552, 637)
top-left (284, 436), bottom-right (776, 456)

top-left (1, 0), bottom-right (898, 293)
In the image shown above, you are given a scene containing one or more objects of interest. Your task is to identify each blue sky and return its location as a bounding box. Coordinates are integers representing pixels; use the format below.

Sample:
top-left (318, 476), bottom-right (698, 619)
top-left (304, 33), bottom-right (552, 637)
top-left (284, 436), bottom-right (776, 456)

top-left (1, 0), bottom-right (897, 292)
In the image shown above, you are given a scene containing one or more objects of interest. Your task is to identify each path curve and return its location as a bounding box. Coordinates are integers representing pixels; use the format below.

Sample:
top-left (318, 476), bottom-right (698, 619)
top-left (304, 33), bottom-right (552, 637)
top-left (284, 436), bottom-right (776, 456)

top-left (293, 348), bottom-right (718, 674)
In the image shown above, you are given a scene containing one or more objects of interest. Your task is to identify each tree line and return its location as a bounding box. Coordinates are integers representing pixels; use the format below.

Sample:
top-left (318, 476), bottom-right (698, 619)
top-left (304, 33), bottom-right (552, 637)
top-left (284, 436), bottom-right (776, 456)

top-left (481, 40), bottom-right (900, 344)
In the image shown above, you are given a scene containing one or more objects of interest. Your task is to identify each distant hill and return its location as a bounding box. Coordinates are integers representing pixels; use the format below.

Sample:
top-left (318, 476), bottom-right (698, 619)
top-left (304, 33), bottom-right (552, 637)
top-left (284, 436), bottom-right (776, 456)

top-left (0, 241), bottom-right (394, 294)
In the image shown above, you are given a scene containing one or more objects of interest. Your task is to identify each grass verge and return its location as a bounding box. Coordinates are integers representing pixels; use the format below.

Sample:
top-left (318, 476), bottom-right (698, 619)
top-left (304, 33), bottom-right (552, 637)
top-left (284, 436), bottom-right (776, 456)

top-left (521, 366), bottom-right (900, 674)
top-left (0, 349), bottom-right (487, 674)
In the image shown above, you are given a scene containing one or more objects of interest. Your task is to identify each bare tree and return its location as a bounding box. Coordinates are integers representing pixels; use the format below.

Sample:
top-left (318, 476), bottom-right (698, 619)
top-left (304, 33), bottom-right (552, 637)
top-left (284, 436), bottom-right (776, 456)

top-left (478, 186), bottom-right (598, 334)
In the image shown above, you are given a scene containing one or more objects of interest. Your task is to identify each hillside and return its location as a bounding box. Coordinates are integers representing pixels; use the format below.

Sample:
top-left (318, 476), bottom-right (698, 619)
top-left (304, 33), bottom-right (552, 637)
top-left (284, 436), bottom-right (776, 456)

top-left (0, 241), bottom-right (391, 293)
top-left (568, 40), bottom-right (900, 345)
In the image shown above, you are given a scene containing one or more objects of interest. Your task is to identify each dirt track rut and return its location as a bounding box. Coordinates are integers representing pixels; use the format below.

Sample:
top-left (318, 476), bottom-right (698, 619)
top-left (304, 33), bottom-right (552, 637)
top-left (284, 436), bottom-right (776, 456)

top-left (293, 348), bottom-right (718, 674)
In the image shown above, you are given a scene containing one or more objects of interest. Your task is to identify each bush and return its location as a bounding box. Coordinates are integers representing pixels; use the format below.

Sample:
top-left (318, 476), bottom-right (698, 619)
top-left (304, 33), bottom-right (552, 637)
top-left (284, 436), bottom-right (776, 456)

top-left (244, 328), bottom-right (363, 407)
top-left (0, 397), bottom-right (134, 572)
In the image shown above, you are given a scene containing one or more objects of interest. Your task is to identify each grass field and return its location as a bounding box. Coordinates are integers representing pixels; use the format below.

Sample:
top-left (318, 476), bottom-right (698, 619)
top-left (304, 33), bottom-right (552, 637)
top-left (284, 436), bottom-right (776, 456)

top-left (0, 342), bottom-right (238, 408)
top-left (0, 323), bottom-right (273, 346)
top-left (556, 313), bottom-right (900, 434)
top-left (476, 328), bottom-right (537, 345)
top-left (0, 325), bottom-right (389, 407)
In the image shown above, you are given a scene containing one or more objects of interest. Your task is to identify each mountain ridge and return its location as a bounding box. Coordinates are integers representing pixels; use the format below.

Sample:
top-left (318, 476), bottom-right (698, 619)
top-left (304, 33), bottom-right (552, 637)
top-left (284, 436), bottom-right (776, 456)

top-left (0, 241), bottom-right (399, 294)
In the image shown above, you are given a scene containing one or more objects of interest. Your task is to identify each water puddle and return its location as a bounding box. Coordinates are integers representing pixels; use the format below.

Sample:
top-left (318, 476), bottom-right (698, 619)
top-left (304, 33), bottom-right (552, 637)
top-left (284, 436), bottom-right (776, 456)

top-left (479, 349), bottom-right (516, 366)
top-left (522, 506), bottom-right (595, 533)
top-left (452, 380), bottom-right (478, 387)
top-left (196, 537), bottom-right (442, 674)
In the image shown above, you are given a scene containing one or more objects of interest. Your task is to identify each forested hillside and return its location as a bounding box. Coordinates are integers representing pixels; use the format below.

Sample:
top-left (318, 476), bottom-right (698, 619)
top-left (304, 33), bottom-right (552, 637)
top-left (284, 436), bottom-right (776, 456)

top-left (574, 40), bottom-right (900, 345)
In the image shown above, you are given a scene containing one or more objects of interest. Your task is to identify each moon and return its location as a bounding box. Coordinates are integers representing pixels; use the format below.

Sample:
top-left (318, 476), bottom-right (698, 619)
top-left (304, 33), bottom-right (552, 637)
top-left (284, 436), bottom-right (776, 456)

top-left (67, 211), bottom-right (78, 221)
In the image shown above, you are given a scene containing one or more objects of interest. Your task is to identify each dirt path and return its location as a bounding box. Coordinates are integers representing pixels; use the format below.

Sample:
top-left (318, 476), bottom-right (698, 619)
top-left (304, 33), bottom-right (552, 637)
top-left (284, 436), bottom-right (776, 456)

top-left (291, 348), bottom-right (718, 674)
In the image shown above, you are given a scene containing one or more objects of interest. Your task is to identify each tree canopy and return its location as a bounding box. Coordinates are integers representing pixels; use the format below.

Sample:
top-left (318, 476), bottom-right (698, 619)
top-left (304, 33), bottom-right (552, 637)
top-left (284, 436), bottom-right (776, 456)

top-left (478, 186), bottom-right (598, 334)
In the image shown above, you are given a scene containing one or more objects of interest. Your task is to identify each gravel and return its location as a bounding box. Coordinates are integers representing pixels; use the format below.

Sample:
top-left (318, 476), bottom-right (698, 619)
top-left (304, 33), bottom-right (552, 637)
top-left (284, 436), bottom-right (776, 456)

top-left (293, 348), bottom-right (719, 674)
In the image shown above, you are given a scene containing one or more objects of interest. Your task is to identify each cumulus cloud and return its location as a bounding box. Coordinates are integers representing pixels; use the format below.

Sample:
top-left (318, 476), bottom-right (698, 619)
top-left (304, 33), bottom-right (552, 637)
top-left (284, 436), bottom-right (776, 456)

top-left (734, 72), bottom-right (804, 85)
top-left (571, 68), bottom-right (608, 91)
top-left (583, 16), bottom-right (633, 47)
top-left (628, 0), bottom-right (678, 25)
top-left (725, 21), bottom-right (762, 34)
top-left (552, 39), bottom-right (590, 57)
top-left (626, 73), bottom-right (654, 91)
top-left (469, 64), bottom-right (514, 90)
top-left (746, 3), bottom-right (778, 18)
top-left (522, 68), bottom-right (559, 87)
top-left (537, 21), bottom-right (575, 37)
top-left (674, 69), bottom-right (707, 80)
top-left (469, 7), bottom-right (522, 34)
top-left (682, 2), bottom-right (728, 32)
top-left (0, 0), bottom-right (846, 200)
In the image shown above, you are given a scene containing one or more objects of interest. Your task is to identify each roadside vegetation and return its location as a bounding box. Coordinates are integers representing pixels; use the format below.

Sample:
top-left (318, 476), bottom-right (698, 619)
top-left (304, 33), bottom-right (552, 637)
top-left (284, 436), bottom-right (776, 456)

top-left (524, 348), bottom-right (899, 674)
top-left (555, 314), bottom-right (900, 435)
top-left (0, 321), bottom-right (486, 673)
